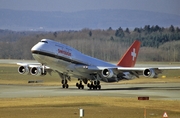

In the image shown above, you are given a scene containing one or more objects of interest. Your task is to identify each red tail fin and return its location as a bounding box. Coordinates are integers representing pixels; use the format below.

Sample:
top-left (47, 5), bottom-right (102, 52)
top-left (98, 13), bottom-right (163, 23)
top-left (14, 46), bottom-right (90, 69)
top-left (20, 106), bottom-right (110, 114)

top-left (117, 40), bottom-right (141, 67)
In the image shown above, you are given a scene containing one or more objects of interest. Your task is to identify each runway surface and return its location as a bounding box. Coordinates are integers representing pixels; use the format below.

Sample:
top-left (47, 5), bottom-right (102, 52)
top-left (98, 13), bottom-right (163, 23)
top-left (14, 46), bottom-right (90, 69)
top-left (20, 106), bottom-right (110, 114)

top-left (0, 83), bottom-right (180, 100)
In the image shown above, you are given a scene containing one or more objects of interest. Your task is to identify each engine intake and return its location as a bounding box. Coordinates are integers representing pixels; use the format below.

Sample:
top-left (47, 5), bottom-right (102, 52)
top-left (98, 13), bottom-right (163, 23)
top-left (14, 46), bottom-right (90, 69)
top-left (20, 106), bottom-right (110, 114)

top-left (18, 66), bottom-right (29, 75)
top-left (101, 68), bottom-right (114, 78)
top-left (143, 68), bottom-right (157, 78)
top-left (30, 67), bottom-right (46, 76)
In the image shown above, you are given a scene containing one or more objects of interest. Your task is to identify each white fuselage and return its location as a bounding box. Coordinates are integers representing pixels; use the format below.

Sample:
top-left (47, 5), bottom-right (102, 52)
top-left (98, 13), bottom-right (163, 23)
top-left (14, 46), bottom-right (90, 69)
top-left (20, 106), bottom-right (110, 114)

top-left (31, 39), bottom-right (121, 81)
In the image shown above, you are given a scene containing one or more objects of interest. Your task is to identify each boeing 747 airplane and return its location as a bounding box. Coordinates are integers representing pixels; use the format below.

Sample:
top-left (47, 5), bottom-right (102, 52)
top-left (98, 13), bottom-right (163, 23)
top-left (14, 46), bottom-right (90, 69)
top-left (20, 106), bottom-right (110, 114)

top-left (17, 39), bottom-right (180, 89)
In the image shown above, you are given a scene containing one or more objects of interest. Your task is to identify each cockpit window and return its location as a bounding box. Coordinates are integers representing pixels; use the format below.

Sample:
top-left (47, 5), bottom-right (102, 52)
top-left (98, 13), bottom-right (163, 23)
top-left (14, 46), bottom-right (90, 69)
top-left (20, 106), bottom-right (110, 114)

top-left (41, 41), bottom-right (48, 43)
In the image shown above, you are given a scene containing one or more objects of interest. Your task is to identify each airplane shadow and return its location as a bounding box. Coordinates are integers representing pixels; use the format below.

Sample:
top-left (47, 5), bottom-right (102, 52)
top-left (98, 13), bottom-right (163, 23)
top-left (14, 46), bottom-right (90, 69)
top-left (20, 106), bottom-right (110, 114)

top-left (45, 86), bottom-right (180, 91)
top-left (87, 86), bottom-right (180, 91)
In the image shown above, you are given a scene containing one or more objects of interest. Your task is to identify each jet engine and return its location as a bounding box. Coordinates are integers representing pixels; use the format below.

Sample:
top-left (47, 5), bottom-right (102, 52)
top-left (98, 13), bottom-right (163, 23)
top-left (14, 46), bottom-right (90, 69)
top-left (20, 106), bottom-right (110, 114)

top-left (143, 68), bottom-right (157, 78)
top-left (18, 66), bottom-right (29, 75)
top-left (30, 67), bottom-right (46, 76)
top-left (101, 68), bottom-right (114, 78)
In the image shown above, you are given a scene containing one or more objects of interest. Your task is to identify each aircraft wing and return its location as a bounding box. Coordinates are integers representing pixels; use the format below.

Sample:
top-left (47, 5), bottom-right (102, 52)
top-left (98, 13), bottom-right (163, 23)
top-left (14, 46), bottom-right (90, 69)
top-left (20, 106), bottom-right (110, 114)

top-left (17, 62), bottom-right (40, 66)
top-left (117, 66), bottom-right (180, 78)
top-left (17, 62), bottom-right (50, 69)
top-left (17, 62), bottom-right (51, 69)
top-left (75, 65), bottom-right (180, 78)
top-left (17, 62), bottom-right (52, 75)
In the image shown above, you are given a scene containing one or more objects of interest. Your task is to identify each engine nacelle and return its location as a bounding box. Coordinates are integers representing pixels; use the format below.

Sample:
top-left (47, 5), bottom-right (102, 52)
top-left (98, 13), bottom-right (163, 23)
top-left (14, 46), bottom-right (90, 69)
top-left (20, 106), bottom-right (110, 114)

top-left (143, 68), bottom-right (157, 78)
top-left (18, 66), bottom-right (29, 75)
top-left (101, 68), bottom-right (114, 78)
top-left (30, 67), bottom-right (46, 76)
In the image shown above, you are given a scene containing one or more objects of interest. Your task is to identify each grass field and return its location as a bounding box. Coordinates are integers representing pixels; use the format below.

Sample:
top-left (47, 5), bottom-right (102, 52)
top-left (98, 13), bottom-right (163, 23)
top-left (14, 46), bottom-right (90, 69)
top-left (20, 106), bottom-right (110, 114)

top-left (0, 62), bottom-right (180, 118)
top-left (0, 96), bottom-right (180, 118)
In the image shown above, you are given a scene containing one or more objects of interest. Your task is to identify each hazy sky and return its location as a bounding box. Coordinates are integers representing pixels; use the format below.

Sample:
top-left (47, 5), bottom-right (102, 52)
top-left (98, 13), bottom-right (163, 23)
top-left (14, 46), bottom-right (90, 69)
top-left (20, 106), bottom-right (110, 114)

top-left (0, 0), bottom-right (180, 15)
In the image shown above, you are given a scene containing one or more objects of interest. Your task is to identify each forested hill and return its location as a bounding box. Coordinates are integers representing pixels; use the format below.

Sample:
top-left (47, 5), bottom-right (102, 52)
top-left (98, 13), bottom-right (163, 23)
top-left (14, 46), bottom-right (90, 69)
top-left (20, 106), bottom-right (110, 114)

top-left (0, 25), bottom-right (180, 62)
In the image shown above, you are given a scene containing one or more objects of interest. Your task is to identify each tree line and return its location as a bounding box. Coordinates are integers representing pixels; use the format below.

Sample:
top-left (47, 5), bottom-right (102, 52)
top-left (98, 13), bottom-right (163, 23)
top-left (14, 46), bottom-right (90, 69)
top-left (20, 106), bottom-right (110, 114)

top-left (0, 25), bottom-right (180, 62)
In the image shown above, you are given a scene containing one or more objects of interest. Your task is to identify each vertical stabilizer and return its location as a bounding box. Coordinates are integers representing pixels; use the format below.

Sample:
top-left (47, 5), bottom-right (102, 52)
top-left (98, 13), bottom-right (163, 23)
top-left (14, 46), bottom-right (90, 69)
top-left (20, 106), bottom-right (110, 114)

top-left (117, 40), bottom-right (141, 67)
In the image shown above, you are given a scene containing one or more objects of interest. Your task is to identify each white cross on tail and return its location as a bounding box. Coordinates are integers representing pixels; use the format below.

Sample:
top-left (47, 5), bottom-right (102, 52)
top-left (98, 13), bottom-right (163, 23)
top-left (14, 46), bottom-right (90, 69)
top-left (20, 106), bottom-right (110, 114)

top-left (131, 48), bottom-right (136, 61)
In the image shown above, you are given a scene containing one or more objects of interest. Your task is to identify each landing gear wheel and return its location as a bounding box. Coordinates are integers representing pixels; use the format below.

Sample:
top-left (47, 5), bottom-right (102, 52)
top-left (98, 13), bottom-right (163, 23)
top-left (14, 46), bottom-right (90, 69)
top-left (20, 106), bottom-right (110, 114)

top-left (61, 76), bottom-right (69, 89)
top-left (76, 81), bottom-right (84, 89)
top-left (87, 83), bottom-right (90, 87)
top-left (89, 86), bottom-right (93, 90)
top-left (88, 80), bottom-right (101, 90)
top-left (93, 85), bottom-right (97, 90)
top-left (76, 83), bottom-right (79, 87)
top-left (97, 80), bottom-right (100, 85)
top-left (66, 84), bottom-right (69, 88)
top-left (77, 85), bottom-right (84, 89)
top-left (87, 82), bottom-right (93, 90)
top-left (82, 85), bottom-right (84, 89)
top-left (61, 80), bottom-right (64, 84)
top-left (87, 83), bottom-right (92, 90)
top-left (97, 85), bottom-right (101, 90)
top-left (62, 84), bottom-right (69, 89)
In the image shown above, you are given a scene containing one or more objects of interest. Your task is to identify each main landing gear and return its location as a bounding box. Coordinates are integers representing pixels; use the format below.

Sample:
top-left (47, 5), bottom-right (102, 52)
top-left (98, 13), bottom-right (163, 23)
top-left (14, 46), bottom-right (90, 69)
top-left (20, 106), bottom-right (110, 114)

top-left (60, 74), bottom-right (70, 89)
top-left (75, 75), bottom-right (102, 90)
top-left (87, 80), bottom-right (101, 90)
top-left (76, 80), bottom-right (84, 89)
top-left (61, 79), bottom-right (69, 88)
top-left (59, 74), bottom-right (102, 90)
top-left (75, 79), bottom-right (101, 90)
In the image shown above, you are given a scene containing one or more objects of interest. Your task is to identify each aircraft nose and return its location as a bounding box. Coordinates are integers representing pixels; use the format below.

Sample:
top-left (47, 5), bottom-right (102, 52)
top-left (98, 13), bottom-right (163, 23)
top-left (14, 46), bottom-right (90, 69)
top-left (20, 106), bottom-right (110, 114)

top-left (31, 43), bottom-right (41, 53)
top-left (31, 45), bottom-right (37, 52)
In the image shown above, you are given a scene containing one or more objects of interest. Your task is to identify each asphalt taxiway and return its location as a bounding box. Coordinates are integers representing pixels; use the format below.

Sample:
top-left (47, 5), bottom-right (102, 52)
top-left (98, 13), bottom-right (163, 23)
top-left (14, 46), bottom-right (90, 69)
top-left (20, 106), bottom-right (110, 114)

top-left (0, 83), bottom-right (180, 100)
